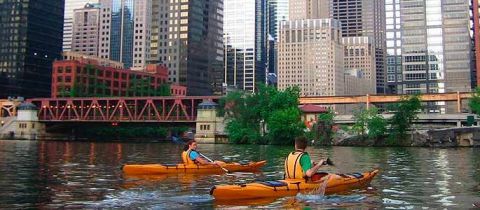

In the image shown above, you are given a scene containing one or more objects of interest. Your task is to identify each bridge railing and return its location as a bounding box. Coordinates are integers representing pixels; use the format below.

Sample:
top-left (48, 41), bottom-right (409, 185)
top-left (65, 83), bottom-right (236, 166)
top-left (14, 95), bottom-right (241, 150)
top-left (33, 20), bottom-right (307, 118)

top-left (27, 96), bottom-right (218, 122)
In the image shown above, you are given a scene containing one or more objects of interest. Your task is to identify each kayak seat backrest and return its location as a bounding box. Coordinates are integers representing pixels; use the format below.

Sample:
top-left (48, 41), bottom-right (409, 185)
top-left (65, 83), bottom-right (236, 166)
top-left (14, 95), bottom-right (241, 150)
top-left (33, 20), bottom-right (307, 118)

top-left (259, 181), bottom-right (288, 187)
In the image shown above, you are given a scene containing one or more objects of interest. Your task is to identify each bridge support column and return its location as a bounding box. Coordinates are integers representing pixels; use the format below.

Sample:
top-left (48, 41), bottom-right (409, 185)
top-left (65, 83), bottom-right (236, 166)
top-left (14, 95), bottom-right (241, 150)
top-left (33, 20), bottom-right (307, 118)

top-left (457, 121), bottom-right (462, 127)
top-left (366, 94), bottom-right (370, 109)
top-left (457, 91), bottom-right (461, 113)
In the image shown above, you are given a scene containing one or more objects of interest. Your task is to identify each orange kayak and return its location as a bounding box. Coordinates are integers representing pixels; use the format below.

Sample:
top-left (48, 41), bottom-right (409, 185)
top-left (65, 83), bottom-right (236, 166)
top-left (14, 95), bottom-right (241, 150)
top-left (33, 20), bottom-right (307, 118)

top-left (122, 160), bottom-right (267, 175)
top-left (210, 169), bottom-right (378, 200)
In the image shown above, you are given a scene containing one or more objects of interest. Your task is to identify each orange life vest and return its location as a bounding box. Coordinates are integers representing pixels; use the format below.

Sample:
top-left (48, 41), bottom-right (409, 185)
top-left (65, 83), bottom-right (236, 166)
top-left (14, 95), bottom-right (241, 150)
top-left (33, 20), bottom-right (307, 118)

top-left (284, 151), bottom-right (306, 180)
top-left (181, 149), bottom-right (197, 165)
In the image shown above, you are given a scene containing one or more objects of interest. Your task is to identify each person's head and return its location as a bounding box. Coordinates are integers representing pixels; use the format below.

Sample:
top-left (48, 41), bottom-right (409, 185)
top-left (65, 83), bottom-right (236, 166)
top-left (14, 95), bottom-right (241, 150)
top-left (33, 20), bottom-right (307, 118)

top-left (294, 136), bottom-right (308, 151)
top-left (183, 139), bottom-right (198, 151)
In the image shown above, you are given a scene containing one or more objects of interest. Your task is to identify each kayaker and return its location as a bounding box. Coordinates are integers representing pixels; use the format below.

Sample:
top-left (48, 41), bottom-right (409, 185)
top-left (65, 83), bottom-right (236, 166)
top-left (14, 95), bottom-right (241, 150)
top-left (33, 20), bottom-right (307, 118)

top-left (182, 140), bottom-right (223, 166)
top-left (284, 136), bottom-right (327, 180)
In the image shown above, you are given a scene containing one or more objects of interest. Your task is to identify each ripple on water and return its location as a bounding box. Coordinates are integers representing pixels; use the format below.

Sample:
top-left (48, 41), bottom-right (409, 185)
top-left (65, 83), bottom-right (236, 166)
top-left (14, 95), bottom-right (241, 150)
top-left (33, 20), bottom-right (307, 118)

top-left (296, 194), bottom-right (366, 204)
top-left (91, 190), bottom-right (214, 208)
top-left (383, 189), bottom-right (407, 194)
top-left (383, 198), bottom-right (410, 205)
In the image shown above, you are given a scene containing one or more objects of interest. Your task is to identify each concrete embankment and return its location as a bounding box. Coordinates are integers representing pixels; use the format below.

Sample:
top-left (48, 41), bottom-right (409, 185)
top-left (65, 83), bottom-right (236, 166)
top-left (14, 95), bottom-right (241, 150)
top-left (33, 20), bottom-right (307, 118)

top-left (334, 127), bottom-right (480, 147)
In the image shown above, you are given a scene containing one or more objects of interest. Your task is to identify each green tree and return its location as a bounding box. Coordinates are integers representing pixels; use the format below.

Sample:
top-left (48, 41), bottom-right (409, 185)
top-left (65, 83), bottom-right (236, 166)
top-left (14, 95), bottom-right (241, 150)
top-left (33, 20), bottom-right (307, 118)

top-left (367, 113), bottom-right (387, 140)
top-left (315, 109), bottom-right (335, 145)
top-left (266, 107), bottom-right (305, 145)
top-left (219, 85), bottom-right (304, 145)
top-left (352, 107), bottom-right (370, 136)
top-left (388, 95), bottom-right (422, 140)
top-left (469, 87), bottom-right (480, 115)
top-left (352, 107), bottom-right (387, 139)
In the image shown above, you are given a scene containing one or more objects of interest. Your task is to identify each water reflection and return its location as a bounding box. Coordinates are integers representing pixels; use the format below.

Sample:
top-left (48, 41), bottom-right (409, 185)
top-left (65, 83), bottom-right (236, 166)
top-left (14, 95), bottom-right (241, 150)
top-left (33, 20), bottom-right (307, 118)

top-left (0, 140), bottom-right (479, 209)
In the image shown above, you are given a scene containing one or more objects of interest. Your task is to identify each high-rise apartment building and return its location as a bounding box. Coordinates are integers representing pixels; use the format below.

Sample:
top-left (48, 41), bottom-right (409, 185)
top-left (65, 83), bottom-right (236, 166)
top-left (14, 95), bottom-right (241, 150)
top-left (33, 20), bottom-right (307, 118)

top-left (149, 0), bottom-right (223, 96)
top-left (0, 0), bottom-right (64, 98)
top-left (64, 0), bottom-right (99, 52)
top-left (278, 19), bottom-right (344, 96)
top-left (224, 0), bottom-right (267, 92)
top-left (72, 3), bottom-right (102, 57)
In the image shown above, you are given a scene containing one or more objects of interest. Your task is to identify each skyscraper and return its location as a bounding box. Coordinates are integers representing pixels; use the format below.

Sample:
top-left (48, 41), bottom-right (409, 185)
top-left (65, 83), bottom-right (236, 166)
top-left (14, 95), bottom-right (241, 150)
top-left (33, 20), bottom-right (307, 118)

top-left (343, 36), bottom-right (376, 94)
top-left (71, 3), bottom-right (102, 57)
top-left (385, 0), bottom-right (472, 113)
top-left (470, 0), bottom-right (480, 88)
top-left (400, 0), bottom-right (471, 94)
top-left (224, 0), bottom-right (267, 92)
top-left (149, 0), bottom-right (224, 96)
top-left (330, 0), bottom-right (386, 93)
top-left (64, 0), bottom-right (99, 52)
top-left (0, 0), bottom-right (64, 98)
top-left (385, 0), bottom-right (402, 94)
top-left (98, 0), bottom-right (151, 70)
top-left (278, 19), bottom-right (344, 96)
top-left (267, 0), bottom-right (289, 80)
top-left (268, 0), bottom-right (289, 40)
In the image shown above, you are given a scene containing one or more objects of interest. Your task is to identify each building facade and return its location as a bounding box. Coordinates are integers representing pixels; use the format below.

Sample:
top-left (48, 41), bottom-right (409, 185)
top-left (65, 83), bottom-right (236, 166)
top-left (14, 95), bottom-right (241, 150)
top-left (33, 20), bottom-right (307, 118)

top-left (471, 0), bottom-right (480, 88)
top-left (289, 0), bottom-right (329, 20)
top-left (330, 0), bottom-right (386, 93)
top-left (64, 0), bottom-right (99, 52)
top-left (224, 0), bottom-right (267, 92)
top-left (148, 0), bottom-right (223, 96)
top-left (385, 0), bottom-right (402, 94)
top-left (62, 51), bottom-right (124, 69)
top-left (400, 0), bottom-right (472, 95)
top-left (343, 36), bottom-right (376, 94)
top-left (268, 0), bottom-right (290, 41)
top-left (0, 0), bottom-right (65, 98)
top-left (96, 0), bottom-right (151, 70)
top-left (267, 0), bottom-right (289, 77)
top-left (278, 19), bottom-right (344, 96)
top-left (72, 3), bottom-right (102, 57)
top-left (51, 59), bottom-right (186, 98)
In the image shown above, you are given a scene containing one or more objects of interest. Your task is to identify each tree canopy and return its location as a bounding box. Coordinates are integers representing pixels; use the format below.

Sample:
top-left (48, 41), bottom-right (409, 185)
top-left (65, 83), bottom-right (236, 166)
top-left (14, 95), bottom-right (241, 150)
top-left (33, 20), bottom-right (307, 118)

top-left (219, 85), bottom-right (305, 145)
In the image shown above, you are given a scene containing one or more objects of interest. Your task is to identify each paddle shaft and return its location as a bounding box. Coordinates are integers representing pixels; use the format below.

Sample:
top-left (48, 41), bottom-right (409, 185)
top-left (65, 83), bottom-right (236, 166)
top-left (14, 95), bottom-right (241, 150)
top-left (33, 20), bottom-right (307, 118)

top-left (198, 152), bottom-right (230, 173)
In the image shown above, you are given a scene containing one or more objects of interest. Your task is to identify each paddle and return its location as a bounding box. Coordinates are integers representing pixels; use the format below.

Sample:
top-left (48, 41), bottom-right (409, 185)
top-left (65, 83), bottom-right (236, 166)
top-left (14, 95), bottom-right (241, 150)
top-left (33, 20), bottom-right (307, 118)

top-left (198, 152), bottom-right (231, 173)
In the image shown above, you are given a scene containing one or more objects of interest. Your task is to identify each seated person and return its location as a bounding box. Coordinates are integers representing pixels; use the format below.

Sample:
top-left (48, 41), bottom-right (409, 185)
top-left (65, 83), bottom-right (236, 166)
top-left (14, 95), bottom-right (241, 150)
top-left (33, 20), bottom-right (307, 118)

top-left (284, 136), bottom-right (327, 181)
top-left (182, 140), bottom-right (223, 166)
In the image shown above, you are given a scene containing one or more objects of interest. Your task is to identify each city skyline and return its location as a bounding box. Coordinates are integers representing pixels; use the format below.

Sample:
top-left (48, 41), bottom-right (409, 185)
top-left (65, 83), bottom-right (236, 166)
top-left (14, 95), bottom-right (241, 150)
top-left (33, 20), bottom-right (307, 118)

top-left (1, 0), bottom-right (480, 99)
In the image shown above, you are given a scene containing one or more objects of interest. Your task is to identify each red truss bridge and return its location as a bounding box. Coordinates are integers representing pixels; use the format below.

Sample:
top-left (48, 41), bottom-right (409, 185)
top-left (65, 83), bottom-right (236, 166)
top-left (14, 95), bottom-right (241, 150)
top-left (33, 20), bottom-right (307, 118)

top-left (27, 96), bottom-right (220, 123)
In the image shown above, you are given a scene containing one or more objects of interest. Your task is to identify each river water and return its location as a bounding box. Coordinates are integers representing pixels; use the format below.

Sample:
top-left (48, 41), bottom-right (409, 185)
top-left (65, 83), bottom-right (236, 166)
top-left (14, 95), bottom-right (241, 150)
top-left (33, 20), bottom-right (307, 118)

top-left (0, 140), bottom-right (479, 209)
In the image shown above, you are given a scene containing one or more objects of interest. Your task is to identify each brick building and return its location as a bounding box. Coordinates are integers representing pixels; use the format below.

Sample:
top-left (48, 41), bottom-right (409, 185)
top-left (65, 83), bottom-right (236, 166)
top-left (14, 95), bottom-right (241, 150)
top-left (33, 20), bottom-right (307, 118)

top-left (51, 60), bottom-right (186, 98)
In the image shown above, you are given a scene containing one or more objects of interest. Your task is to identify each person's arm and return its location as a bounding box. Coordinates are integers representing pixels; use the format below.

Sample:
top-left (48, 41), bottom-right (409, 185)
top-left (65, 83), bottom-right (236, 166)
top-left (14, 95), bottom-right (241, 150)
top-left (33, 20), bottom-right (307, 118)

top-left (305, 160), bottom-right (325, 177)
top-left (191, 151), bottom-right (220, 165)
top-left (301, 154), bottom-right (326, 177)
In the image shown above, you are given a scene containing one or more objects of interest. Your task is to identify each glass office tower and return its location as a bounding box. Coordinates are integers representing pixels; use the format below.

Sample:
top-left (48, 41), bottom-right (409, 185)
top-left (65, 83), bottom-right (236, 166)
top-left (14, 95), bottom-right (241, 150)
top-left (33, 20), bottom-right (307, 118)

top-left (0, 0), bottom-right (65, 98)
top-left (224, 0), bottom-right (267, 92)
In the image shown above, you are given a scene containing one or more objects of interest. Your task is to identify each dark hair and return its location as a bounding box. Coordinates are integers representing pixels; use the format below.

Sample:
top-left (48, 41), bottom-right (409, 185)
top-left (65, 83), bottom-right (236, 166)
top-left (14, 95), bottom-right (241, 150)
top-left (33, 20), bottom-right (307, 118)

top-left (183, 139), bottom-right (196, 151)
top-left (295, 136), bottom-right (308, 150)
